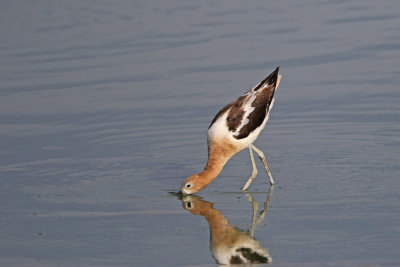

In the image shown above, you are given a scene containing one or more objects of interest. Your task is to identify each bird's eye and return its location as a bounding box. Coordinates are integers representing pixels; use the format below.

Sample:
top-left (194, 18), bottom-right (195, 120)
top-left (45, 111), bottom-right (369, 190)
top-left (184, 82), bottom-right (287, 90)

top-left (186, 184), bottom-right (192, 188)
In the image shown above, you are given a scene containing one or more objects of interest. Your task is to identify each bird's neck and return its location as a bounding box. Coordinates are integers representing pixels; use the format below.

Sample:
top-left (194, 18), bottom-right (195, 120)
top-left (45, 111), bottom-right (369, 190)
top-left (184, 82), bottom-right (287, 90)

top-left (201, 138), bottom-right (237, 182)
top-left (195, 138), bottom-right (239, 188)
top-left (198, 154), bottom-right (227, 185)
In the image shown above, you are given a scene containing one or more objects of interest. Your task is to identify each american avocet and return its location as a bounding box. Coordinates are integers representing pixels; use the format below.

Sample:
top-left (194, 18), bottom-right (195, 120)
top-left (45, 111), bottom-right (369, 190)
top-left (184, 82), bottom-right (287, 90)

top-left (181, 67), bottom-right (281, 194)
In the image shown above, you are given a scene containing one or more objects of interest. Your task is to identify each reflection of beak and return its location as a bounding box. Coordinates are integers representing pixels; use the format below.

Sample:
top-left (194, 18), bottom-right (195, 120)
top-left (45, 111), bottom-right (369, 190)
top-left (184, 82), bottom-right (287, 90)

top-left (168, 191), bottom-right (187, 201)
top-left (181, 194), bottom-right (200, 202)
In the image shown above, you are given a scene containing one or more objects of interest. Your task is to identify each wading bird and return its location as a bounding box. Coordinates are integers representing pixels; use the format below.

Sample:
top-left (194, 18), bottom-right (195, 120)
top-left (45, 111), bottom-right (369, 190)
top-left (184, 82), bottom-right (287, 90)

top-left (181, 67), bottom-right (281, 194)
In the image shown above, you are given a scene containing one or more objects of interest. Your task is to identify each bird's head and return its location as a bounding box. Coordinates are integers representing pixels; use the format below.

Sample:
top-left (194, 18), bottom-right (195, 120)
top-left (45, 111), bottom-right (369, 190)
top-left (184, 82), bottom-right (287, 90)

top-left (180, 174), bottom-right (208, 194)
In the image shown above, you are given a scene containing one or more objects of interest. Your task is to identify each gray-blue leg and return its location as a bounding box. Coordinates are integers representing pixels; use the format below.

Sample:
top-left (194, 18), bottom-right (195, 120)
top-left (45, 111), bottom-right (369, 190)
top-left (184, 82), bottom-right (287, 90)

top-left (249, 144), bottom-right (275, 185)
top-left (242, 146), bottom-right (258, 191)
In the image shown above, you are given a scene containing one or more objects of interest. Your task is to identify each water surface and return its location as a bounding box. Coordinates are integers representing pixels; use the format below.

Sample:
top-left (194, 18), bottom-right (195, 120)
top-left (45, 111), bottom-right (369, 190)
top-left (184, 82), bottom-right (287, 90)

top-left (0, 0), bottom-right (399, 266)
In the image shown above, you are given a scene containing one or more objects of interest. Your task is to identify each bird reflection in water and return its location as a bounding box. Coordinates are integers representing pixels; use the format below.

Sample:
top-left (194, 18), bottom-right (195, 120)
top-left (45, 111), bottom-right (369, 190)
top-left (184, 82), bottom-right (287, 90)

top-left (178, 187), bottom-right (273, 265)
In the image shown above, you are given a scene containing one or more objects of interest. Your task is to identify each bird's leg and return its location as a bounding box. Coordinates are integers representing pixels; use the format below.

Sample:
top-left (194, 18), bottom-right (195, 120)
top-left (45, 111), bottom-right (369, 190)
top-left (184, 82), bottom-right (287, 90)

top-left (241, 146), bottom-right (258, 191)
top-left (249, 144), bottom-right (275, 185)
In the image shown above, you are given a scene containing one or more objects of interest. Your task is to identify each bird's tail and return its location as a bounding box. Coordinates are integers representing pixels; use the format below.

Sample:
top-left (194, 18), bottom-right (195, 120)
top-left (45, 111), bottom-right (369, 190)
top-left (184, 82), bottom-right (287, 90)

top-left (253, 66), bottom-right (281, 91)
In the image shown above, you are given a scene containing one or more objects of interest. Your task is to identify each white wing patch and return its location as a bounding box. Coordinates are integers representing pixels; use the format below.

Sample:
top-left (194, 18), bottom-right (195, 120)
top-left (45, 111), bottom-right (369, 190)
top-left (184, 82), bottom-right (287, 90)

top-left (232, 93), bottom-right (257, 137)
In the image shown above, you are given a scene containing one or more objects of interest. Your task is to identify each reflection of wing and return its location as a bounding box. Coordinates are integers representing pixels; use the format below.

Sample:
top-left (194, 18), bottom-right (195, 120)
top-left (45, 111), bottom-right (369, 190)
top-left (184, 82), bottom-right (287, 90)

top-left (237, 247), bottom-right (270, 263)
top-left (211, 227), bottom-right (271, 265)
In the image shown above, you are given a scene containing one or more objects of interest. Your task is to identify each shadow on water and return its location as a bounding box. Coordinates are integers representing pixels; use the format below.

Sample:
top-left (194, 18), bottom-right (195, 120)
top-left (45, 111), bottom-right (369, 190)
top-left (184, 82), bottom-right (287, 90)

top-left (172, 187), bottom-right (274, 265)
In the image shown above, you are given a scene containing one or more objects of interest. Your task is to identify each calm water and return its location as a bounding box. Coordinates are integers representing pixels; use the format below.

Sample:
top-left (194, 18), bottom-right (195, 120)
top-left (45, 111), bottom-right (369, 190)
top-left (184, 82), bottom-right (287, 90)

top-left (1, 0), bottom-right (399, 266)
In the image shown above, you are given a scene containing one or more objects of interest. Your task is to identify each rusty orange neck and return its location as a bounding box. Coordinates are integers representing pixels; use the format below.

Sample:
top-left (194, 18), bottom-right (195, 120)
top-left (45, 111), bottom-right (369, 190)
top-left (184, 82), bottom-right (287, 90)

top-left (191, 138), bottom-right (241, 191)
top-left (198, 138), bottom-right (237, 185)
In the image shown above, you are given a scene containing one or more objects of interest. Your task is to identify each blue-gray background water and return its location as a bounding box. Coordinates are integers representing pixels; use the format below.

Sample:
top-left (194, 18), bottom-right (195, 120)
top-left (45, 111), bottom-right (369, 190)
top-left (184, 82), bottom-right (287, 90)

top-left (1, 0), bottom-right (399, 266)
